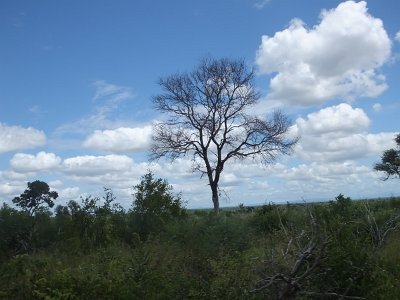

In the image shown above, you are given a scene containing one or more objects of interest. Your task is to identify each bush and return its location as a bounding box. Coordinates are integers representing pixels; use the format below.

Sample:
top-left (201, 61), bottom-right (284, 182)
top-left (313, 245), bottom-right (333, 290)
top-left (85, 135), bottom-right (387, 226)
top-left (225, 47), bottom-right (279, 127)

top-left (250, 203), bottom-right (287, 233)
top-left (1, 192), bottom-right (400, 299)
top-left (131, 172), bottom-right (186, 238)
top-left (0, 204), bottom-right (32, 260)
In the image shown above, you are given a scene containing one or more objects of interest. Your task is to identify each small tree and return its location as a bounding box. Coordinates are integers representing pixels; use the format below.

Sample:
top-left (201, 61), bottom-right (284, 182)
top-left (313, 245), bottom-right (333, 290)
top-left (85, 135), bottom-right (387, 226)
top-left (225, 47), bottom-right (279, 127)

top-left (133, 172), bottom-right (184, 217)
top-left (12, 180), bottom-right (58, 216)
top-left (132, 172), bottom-right (185, 237)
top-left (151, 57), bottom-right (298, 212)
top-left (374, 133), bottom-right (400, 180)
top-left (10, 181), bottom-right (58, 252)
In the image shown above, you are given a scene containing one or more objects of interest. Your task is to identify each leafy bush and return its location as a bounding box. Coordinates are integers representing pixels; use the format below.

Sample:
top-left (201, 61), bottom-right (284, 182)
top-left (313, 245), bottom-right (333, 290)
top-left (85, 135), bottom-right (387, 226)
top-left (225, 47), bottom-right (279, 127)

top-left (131, 172), bottom-right (186, 238)
top-left (250, 203), bottom-right (287, 233)
top-left (0, 204), bottom-right (32, 260)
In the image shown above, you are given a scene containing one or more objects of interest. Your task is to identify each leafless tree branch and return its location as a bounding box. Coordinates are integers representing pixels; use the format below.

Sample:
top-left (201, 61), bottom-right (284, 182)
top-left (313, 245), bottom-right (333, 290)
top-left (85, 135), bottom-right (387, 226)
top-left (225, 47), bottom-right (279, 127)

top-left (151, 58), bottom-right (298, 212)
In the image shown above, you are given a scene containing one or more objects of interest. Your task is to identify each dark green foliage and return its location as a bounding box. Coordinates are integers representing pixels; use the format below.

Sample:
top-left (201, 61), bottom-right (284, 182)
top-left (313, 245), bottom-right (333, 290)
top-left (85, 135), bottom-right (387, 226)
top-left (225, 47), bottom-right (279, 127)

top-left (131, 171), bottom-right (186, 238)
top-left (12, 180), bottom-right (58, 216)
top-left (250, 203), bottom-right (287, 233)
top-left (132, 172), bottom-right (185, 218)
top-left (53, 190), bottom-right (129, 252)
top-left (374, 133), bottom-right (400, 179)
top-left (329, 193), bottom-right (352, 218)
top-left (0, 204), bottom-right (32, 260)
top-left (1, 187), bottom-right (400, 299)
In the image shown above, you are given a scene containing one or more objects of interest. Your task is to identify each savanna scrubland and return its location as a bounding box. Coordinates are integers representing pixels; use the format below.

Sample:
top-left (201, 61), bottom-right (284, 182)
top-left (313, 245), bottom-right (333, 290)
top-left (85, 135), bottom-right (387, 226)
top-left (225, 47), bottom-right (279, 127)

top-left (1, 58), bottom-right (399, 299)
top-left (1, 172), bottom-right (400, 299)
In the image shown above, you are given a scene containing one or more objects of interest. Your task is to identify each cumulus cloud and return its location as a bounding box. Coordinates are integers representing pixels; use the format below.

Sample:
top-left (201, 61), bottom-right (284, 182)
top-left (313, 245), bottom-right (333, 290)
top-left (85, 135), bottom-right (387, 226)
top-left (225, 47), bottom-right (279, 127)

top-left (396, 31), bottom-right (400, 42)
top-left (0, 170), bottom-right (29, 199)
top-left (296, 103), bottom-right (370, 136)
top-left (294, 103), bottom-right (395, 162)
top-left (0, 123), bottom-right (46, 154)
top-left (365, 132), bottom-right (398, 154)
top-left (278, 161), bottom-right (373, 195)
top-left (280, 162), bottom-right (370, 190)
top-left (0, 182), bottom-right (24, 198)
top-left (63, 154), bottom-right (135, 176)
top-left (49, 180), bottom-right (63, 188)
top-left (83, 126), bottom-right (152, 153)
top-left (58, 187), bottom-right (81, 200)
top-left (256, 1), bottom-right (391, 105)
top-left (10, 152), bottom-right (61, 173)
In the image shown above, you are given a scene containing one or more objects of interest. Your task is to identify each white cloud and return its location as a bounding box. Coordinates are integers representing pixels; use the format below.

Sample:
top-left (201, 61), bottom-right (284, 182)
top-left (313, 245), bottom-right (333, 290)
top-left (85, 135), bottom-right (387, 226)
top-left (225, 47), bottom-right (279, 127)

top-left (253, 0), bottom-right (271, 10)
top-left (395, 30), bottom-right (400, 42)
top-left (372, 103), bottom-right (382, 112)
top-left (63, 154), bottom-right (135, 176)
top-left (2, 146), bottom-right (398, 208)
top-left (59, 154), bottom-right (150, 206)
top-left (90, 80), bottom-right (134, 122)
top-left (49, 180), bottom-right (63, 188)
top-left (83, 126), bottom-right (152, 153)
top-left (281, 161), bottom-right (369, 182)
top-left (58, 187), bottom-right (81, 200)
top-left (274, 160), bottom-right (400, 201)
top-left (0, 170), bottom-right (28, 181)
top-left (92, 80), bottom-right (133, 104)
top-left (10, 151), bottom-right (61, 173)
top-left (55, 80), bottom-right (135, 136)
top-left (0, 182), bottom-right (24, 198)
top-left (365, 132), bottom-right (397, 154)
top-left (256, 1), bottom-right (391, 105)
top-left (57, 154), bottom-right (207, 206)
top-left (0, 123), bottom-right (46, 154)
top-left (294, 103), bottom-right (395, 162)
top-left (0, 171), bottom-right (29, 199)
top-left (296, 103), bottom-right (370, 135)
top-left (278, 161), bottom-right (373, 196)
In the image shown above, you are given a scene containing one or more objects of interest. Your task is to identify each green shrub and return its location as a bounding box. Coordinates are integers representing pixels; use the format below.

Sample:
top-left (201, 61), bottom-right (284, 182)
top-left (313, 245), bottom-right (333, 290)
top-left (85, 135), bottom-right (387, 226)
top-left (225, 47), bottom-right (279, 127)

top-left (131, 172), bottom-right (186, 239)
top-left (250, 203), bottom-right (287, 233)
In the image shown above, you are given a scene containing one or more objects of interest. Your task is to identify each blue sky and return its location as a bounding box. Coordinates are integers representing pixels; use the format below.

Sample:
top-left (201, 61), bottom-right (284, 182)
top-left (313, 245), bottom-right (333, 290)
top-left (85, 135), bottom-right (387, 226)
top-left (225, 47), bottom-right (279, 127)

top-left (1, 0), bottom-right (399, 209)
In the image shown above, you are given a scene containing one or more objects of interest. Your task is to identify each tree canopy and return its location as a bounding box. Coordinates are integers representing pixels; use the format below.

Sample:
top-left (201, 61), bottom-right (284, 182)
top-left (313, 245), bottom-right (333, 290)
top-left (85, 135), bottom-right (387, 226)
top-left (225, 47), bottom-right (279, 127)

top-left (374, 133), bottom-right (400, 180)
top-left (12, 180), bottom-right (58, 216)
top-left (151, 57), bottom-right (298, 212)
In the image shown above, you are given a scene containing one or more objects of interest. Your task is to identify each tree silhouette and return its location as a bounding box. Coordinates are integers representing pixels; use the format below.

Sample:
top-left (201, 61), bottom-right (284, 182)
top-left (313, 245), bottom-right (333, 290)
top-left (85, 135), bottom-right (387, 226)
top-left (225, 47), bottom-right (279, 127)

top-left (13, 180), bottom-right (58, 216)
top-left (374, 133), bottom-right (400, 180)
top-left (151, 57), bottom-right (298, 212)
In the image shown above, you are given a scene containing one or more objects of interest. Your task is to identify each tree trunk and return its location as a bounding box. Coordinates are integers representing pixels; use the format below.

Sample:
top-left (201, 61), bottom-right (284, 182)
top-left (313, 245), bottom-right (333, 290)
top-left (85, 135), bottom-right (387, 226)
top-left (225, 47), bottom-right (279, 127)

top-left (211, 184), bottom-right (219, 213)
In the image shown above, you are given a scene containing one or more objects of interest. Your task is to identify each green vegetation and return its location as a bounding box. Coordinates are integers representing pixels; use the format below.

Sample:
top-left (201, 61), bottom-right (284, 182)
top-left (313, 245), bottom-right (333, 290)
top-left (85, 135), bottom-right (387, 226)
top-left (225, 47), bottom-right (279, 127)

top-left (374, 133), bottom-right (400, 180)
top-left (12, 180), bottom-right (58, 217)
top-left (1, 175), bottom-right (400, 299)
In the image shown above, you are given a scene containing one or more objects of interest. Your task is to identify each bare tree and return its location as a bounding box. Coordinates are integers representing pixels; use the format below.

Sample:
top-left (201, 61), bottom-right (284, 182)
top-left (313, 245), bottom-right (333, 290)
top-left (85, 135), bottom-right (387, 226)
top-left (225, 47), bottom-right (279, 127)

top-left (151, 58), bottom-right (298, 212)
